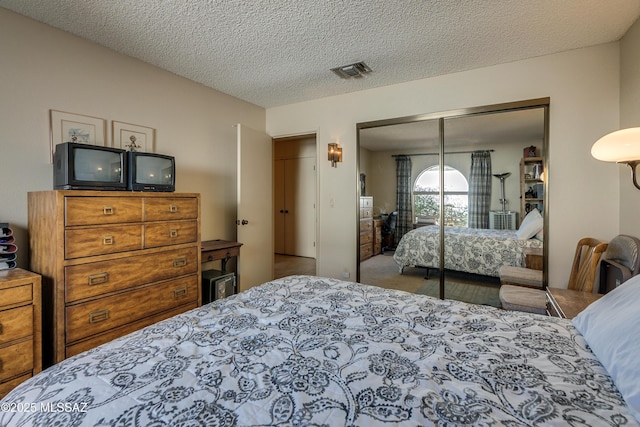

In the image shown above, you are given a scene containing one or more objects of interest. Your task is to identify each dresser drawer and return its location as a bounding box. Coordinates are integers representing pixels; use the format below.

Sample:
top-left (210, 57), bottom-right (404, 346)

top-left (360, 231), bottom-right (373, 245)
top-left (359, 218), bottom-right (373, 232)
top-left (65, 303), bottom-right (197, 358)
top-left (360, 207), bottom-right (372, 219)
top-left (0, 339), bottom-right (33, 382)
top-left (359, 244), bottom-right (373, 261)
top-left (145, 197), bottom-right (198, 221)
top-left (0, 373), bottom-right (31, 399)
top-left (0, 284), bottom-right (32, 309)
top-left (145, 220), bottom-right (198, 248)
top-left (65, 197), bottom-right (143, 226)
top-left (66, 275), bottom-right (198, 343)
top-left (65, 224), bottom-right (144, 259)
top-left (0, 306), bottom-right (32, 343)
top-left (65, 247), bottom-right (199, 302)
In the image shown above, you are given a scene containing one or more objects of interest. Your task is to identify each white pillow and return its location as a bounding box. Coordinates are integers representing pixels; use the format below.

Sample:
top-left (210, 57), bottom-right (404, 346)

top-left (573, 275), bottom-right (640, 423)
top-left (515, 209), bottom-right (543, 240)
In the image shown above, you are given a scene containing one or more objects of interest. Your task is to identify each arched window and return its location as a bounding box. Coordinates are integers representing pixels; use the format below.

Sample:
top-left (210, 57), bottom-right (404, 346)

top-left (413, 165), bottom-right (469, 226)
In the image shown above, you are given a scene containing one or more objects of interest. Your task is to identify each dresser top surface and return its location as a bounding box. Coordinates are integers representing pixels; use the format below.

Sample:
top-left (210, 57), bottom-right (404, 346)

top-left (28, 190), bottom-right (200, 198)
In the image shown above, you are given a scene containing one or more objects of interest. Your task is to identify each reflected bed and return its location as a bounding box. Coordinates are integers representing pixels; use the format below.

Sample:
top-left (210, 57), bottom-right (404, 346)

top-left (393, 225), bottom-right (543, 277)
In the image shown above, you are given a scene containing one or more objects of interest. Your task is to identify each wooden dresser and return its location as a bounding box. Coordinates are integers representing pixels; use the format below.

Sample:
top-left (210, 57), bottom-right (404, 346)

top-left (28, 190), bottom-right (201, 366)
top-left (373, 218), bottom-right (382, 255)
top-left (359, 196), bottom-right (373, 261)
top-left (0, 269), bottom-right (41, 398)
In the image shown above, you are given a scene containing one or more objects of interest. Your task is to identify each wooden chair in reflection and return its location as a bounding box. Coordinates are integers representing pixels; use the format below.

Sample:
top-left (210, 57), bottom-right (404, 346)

top-left (499, 237), bottom-right (608, 315)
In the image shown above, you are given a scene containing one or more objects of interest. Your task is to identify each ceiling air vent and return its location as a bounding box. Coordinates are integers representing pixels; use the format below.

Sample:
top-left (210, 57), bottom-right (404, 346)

top-left (331, 61), bottom-right (372, 79)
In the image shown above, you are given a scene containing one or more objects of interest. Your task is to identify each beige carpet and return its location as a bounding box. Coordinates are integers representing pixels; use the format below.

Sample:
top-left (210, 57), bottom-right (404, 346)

top-left (360, 252), bottom-right (500, 306)
top-left (416, 280), bottom-right (500, 307)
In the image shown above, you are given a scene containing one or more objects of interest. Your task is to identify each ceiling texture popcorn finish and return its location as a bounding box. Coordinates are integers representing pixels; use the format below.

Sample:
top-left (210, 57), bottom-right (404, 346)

top-left (1, 0), bottom-right (639, 108)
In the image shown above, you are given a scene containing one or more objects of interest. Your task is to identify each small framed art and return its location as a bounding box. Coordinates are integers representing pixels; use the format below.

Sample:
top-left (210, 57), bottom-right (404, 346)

top-left (50, 110), bottom-right (107, 162)
top-left (112, 121), bottom-right (155, 152)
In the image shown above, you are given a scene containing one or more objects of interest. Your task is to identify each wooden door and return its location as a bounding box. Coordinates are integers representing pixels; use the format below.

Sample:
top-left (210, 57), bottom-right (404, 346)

top-left (237, 124), bottom-right (273, 291)
top-left (274, 157), bottom-right (316, 258)
top-left (285, 157), bottom-right (316, 257)
top-left (274, 159), bottom-right (286, 254)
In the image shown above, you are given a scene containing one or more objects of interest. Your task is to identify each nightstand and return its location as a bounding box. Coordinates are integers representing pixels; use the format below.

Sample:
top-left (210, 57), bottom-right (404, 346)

top-left (524, 247), bottom-right (543, 271)
top-left (546, 287), bottom-right (602, 319)
top-left (0, 268), bottom-right (42, 398)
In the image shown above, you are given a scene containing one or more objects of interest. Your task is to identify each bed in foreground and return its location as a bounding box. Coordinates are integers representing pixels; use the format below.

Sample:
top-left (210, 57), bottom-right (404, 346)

top-left (1, 275), bottom-right (638, 426)
top-left (393, 225), bottom-right (543, 277)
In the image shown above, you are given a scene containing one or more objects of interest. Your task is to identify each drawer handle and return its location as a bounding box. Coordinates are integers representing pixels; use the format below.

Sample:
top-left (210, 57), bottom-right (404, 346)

top-left (170, 229), bottom-right (178, 238)
top-left (103, 236), bottom-right (114, 245)
top-left (174, 287), bottom-right (188, 299)
top-left (103, 206), bottom-right (114, 215)
top-left (169, 204), bottom-right (178, 213)
top-left (89, 309), bottom-right (109, 323)
top-left (88, 272), bottom-right (109, 286)
top-left (173, 257), bottom-right (187, 267)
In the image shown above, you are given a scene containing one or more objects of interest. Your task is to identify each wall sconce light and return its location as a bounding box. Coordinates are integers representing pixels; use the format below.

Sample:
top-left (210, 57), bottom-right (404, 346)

top-left (328, 142), bottom-right (342, 167)
top-left (591, 127), bottom-right (640, 190)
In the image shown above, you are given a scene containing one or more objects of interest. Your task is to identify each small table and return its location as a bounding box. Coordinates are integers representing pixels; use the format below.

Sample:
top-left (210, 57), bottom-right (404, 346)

top-left (524, 247), bottom-right (544, 271)
top-left (201, 240), bottom-right (242, 273)
top-left (546, 287), bottom-right (603, 319)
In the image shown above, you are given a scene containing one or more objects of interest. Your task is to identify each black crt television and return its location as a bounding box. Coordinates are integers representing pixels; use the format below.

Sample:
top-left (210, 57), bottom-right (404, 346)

top-left (127, 151), bottom-right (175, 192)
top-left (53, 142), bottom-right (127, 190)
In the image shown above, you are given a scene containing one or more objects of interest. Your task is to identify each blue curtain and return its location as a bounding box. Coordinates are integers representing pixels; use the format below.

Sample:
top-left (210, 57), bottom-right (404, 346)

top-left (395, 156), bottom-right (413, 245)
top-left (468, 151), bottom-right (492, 229)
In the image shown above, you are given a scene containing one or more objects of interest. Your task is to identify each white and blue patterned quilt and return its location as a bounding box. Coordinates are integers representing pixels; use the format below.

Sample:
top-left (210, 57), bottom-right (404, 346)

top-left (0, 275), bottom-right (634, 426)
top-left (393, 225), bottom-right (544, 277)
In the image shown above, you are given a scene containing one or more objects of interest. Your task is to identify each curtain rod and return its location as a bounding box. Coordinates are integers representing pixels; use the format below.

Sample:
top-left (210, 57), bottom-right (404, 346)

top-left (392, 149), bottom-right (494, 157)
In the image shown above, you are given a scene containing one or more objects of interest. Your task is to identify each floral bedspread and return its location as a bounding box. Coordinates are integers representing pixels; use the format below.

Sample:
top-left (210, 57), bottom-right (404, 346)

top-left (393, 225), bottom-right (544, 277)
top-left (1, 275), bottom-right (634, 426)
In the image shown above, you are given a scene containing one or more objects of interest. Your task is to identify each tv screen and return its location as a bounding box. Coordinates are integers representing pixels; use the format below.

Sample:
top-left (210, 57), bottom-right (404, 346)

top-left (73, 147), bottom-right (123, 183)
top-left (135, 155), bottom-right (173, 186)
top-left (128, 152), bottom-right (175, 192)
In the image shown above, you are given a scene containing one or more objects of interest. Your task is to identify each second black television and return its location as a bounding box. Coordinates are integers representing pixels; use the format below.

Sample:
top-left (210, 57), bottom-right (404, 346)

top-left (127, 151), bottom-right (175, 192)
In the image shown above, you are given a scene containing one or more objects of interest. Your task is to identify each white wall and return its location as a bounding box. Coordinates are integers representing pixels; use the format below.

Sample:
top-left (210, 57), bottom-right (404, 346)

top-left (620, 18), bottom-right (640, 236)
top-left (0, 8), bottom-right (265, 268)
top-left (267, 43), bottom-right (621, 287)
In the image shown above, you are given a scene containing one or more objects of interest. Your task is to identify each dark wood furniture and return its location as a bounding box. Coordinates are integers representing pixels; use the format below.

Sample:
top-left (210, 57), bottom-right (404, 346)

top-left (359, 197), bottom-right (373, 261)
top-left (201, 239), bottom-right (242, 273)
top-left (28, 190), bottom-right (201, 366)
top-left (0, 268), bottom-right (42, 398)
top-left (373, 219), bottom-right (382, 255)
top-left (546, 287), bottom-right (603, 319)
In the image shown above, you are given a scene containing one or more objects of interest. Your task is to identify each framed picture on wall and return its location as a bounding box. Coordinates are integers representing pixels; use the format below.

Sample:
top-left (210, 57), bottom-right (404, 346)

top-left (112, 121), bottom-right (155, 152)
top-left (50, 110), bottom-right (107, 162)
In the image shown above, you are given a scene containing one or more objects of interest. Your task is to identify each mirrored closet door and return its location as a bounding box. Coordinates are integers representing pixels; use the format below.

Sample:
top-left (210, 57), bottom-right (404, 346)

top-left (357, 99), bottom-right (549, 306)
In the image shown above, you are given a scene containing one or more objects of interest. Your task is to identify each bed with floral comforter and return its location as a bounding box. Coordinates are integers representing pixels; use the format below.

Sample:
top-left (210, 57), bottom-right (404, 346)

top-left (393, 225), bottom-right (544, 277)
top-left (0, 275), bottom-right (635, 426)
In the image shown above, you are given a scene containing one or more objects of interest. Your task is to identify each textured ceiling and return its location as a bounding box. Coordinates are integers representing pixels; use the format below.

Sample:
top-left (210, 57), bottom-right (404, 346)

top-left (1, 0), bottom-right (639, 108)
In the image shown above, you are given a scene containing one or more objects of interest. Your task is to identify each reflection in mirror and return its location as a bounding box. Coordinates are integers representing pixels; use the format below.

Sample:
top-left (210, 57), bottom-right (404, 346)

top-left (358, 103), bottom-right (547, 307)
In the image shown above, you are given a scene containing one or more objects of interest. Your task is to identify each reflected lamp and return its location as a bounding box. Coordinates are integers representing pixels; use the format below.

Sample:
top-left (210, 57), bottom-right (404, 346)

top-left (591, 127), bottom-right (640, 190)
top-left (328, 142), bottom-right (342, 167)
